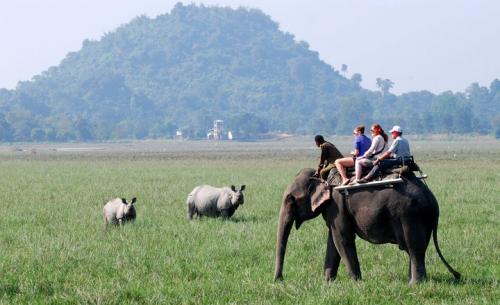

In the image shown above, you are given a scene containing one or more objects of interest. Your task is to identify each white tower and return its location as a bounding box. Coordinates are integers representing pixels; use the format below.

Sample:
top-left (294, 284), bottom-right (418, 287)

top-left (213, 120), bottom-right (224, 140)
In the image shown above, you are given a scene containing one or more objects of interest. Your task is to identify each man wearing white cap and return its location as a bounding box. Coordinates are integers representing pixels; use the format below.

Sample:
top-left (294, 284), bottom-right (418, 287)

top-left (358, 125), bottom-right (411, 183)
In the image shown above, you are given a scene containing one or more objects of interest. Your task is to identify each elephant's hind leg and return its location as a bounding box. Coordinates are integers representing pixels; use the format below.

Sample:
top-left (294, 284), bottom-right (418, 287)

top-left (408, 252), bottom-right (427, 284)
top-left (324, 229), bottom-right (341, 281)
top-left (403, 222), bottom-right (429, 284)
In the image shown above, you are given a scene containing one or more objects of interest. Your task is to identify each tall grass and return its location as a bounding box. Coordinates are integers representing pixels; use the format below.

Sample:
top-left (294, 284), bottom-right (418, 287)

top-left (0, 139), bottom-right (498, 304)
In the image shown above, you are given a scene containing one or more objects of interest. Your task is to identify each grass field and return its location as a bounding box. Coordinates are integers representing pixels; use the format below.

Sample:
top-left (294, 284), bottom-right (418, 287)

top-left (0, 137), bottom-right (498, 304)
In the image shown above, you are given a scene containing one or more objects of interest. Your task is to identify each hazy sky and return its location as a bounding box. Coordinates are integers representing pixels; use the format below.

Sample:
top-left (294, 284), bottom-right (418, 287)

top-left (1, 0), bottom-right (499, 94)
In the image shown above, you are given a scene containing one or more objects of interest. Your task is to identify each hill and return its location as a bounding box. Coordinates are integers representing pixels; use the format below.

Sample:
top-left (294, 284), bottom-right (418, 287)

top-left (0, 3), bottom-right (498, 141)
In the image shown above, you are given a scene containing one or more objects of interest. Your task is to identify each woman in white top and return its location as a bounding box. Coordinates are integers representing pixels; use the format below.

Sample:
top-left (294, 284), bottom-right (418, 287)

top-left (354, 123), bottom-right (388, 183)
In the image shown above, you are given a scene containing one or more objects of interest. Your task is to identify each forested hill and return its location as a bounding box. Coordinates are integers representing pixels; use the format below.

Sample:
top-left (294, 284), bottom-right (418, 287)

top-left (0, 3), bottom-right (499, 141)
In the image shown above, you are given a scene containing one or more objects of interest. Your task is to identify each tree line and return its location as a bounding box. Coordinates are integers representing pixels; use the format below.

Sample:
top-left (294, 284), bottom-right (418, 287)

top-left (0, 3), bottom-right (498, 142)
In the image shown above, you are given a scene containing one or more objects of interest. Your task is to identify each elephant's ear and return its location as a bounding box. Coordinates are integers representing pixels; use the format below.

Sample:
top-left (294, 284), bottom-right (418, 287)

top-left (310, 182), bottom-right (331, 212)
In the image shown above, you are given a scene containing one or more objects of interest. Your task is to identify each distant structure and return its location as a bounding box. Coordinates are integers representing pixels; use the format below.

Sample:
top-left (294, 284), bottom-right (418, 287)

top-left (207, 120), bottom-right (232, 140)
top-left (213, 120), bottom-right (224, 140)
top-left (175, 129), bottom-right (184, 140)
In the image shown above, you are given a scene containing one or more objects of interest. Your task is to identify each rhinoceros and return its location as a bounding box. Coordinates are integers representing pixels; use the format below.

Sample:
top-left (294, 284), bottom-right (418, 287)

top-left (186, 185), bottom-right (245, 219)
top-left (103, 197), bottom-right (137, 226)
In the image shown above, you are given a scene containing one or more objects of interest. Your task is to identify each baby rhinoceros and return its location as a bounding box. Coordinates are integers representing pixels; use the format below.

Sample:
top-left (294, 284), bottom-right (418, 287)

top-left (187, 185), bottom-right (246, 219)
top-left (103, 197), bottom-right (137, 226)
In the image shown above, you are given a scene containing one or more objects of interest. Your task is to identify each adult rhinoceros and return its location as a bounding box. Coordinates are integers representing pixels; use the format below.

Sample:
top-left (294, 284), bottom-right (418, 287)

top-left (187, 185), bottom-right (246, 219)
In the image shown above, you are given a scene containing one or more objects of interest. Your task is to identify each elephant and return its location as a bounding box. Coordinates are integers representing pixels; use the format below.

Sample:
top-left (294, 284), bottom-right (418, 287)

top-left (274, 168), bottom-right (460, 284)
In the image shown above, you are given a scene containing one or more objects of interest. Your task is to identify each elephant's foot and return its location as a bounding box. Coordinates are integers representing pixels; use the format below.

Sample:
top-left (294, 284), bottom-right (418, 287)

top-left (274, 274), bottom-right (284, 282)
top-left (324, 268), bottom-right (337, 282)
top-left (409, 274), bottom-right (427, 285)
top-left (348, 272), bottom-right (362, 281)
top-left (408, 259), bottom-right (427, 284)
top-left (409, 277), bottom-right (425, 285)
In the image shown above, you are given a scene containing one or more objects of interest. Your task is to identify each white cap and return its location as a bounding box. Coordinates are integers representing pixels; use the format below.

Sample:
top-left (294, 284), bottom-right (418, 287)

top-left (389, 125), bottom-right (402, 133)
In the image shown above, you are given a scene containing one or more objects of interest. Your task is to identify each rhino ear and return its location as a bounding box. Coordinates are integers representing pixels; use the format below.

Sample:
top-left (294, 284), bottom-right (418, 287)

top-left (131, 197), bottom-right (137, 204)
top-left (231, 185), bottom-right (236, 192)
top-left (240, 185), bottom-right (246, 191)
top-left (310, 182), bottom-right (330, 212)
top-left (121, 198), bottom-right (127, 204)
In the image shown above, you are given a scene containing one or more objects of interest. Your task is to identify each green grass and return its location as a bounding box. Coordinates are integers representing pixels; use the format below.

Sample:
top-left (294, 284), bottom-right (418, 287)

top-left (0, 138), bottom-right (498, 304)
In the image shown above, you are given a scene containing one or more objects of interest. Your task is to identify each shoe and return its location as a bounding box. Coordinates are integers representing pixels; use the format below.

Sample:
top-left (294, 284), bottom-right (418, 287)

top-left (357, 178), bottom-right (368, 184)
top-left (341, 179), bottom-right (350, 186)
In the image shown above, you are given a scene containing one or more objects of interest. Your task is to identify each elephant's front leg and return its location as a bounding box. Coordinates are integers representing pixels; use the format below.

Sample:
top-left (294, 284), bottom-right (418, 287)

top-left (331, 226), bottom-right (362, 281)
top-left (324, 229), bottom-right (341, 281)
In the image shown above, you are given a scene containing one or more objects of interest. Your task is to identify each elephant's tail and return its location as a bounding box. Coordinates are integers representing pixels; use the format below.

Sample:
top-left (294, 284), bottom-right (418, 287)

top-left (432, 224), bottom-right (461, 280)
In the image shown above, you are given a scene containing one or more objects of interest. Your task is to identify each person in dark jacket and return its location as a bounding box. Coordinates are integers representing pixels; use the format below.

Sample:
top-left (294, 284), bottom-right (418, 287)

top-left (314, 135), bottom-right (343, 181)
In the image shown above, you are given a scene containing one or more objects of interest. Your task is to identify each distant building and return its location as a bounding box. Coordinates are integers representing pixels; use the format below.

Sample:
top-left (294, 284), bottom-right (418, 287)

top-left (175, 129), bottom-right (184, 140)
top-left (213, 120), bottom-right (223, 140)
top-left (206, 120), bottom-right (234, 140)
top-left (207, 120), bottom-right (224, 140)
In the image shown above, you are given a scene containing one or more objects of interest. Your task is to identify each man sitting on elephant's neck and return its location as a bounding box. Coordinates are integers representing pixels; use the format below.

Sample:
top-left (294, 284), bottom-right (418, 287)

top-left (358, 125), bottom-right (411, 183)
top-left (314, 135), bottom-right (343, 181)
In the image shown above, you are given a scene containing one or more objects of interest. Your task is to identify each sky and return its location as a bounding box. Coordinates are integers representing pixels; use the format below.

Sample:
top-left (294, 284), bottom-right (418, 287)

top-left (1, 0), bottom-right (499, 94)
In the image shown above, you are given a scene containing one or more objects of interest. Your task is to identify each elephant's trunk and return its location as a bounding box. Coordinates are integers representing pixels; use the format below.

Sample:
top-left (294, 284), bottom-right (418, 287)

top-left (274, 200), bottom-right (294, 281)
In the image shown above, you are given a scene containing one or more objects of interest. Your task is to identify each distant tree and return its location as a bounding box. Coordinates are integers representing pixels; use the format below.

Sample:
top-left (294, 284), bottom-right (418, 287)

top-left (341, 64), bottom-right (348, 76)
top-left (466, 83), bottom-right (488, 101)
top-left (489, 79), bottom-right (500, 95)
top-left (0, 113), bottom-right (14, 141)
top-left (376, 78), bottom-right (394, 95)
top-left (334, 94), bottom-right (373, 134)
top-left (74, 117), bottom-right (93, 141)
top-left (112, 121), bottom-right (136, 139)
top-left (351, 73), bottom-right (362, 84)
top-left (30, 128), bottom-right (46, 141)
top-left (466, 82), bottom-right (495, 132)
top-left (228, 113), bottom-right (269, 138)
top-left (149, 120), bottom-right (177, 138)
top-left (350, 73), bottom-right (362, 89)
top-left (493, 114), bottom-right (500, 138)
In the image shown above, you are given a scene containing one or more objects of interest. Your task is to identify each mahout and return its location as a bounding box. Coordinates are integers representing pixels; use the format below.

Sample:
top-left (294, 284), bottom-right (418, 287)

top-left (187, 185), bottom-right (245, 219)
top-left (274, 168), bottom-right (460, 284)
top-left (103, 197), bottom-right (137, 226)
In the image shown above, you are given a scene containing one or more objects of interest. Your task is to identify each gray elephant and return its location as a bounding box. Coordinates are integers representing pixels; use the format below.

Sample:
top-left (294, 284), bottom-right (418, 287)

top-left (187, 185), bottom-right (245, 219)
top-left (274, 168), bottom-right (460, 284)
